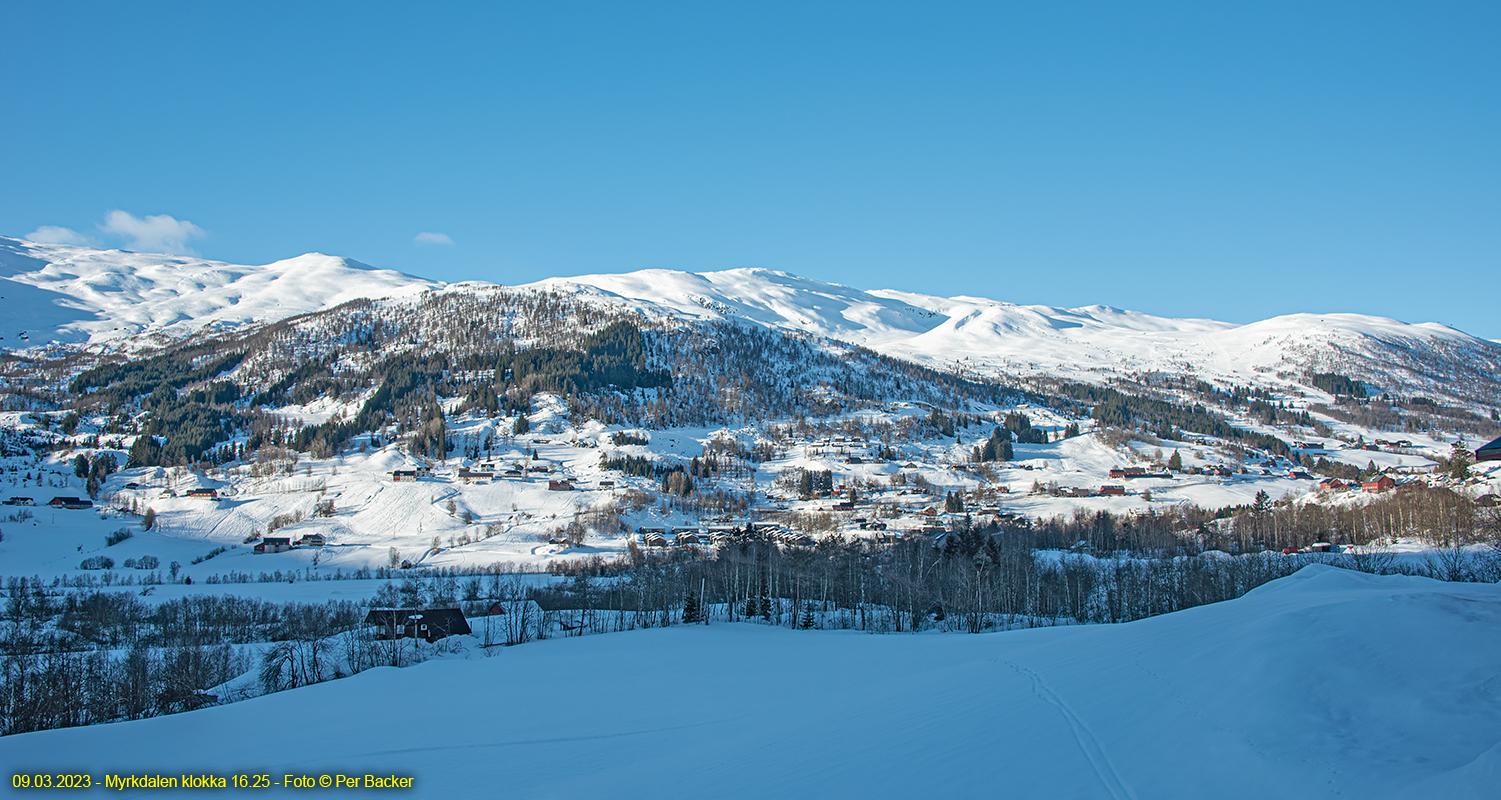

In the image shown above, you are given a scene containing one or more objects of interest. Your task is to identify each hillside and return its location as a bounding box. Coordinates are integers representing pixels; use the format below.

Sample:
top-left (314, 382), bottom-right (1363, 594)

top-left (4, 236), bottom-right (1498, 409)
top-left (0, 236), bottom-right (436, 347)
top-left (1, 567), bottom-right (1496, 798)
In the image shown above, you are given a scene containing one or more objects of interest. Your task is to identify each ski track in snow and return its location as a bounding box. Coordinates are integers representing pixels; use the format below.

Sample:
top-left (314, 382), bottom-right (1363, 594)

top-left (1005, 660), bottom-right (1139, 800)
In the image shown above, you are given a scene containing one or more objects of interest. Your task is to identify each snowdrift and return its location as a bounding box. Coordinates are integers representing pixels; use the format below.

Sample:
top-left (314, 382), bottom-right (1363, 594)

top-left (2, 565), bottom-right (1498, 798)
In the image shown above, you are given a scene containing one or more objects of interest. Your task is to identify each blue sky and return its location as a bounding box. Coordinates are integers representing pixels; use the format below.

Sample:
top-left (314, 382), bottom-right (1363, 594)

top-left (3, 2), bottom-right (1498, 337)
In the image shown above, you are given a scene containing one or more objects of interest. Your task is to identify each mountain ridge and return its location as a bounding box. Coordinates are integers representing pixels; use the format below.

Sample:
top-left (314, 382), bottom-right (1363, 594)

top-left (3, 235), bottom-right (1497, 406)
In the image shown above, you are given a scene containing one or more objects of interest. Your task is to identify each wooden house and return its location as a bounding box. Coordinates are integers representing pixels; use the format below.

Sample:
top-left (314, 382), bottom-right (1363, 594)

top-left (1478, 435), bottom-right (1501, 463)
top-left (1362, 476), bottom-right (1397, 493)
top-left (297, 533), bottom-right (326, 547)
top-left (363, 608), bottom-right (472, 642)
top-left (1099, 485), bottom-right (1126, 496)
top-left (391, 470), bottom-right (419, 482)
top-left (253, 536), bottom-right (293, 554)
top-left (185, 488), bottom-right (219, 499)
top-left (548, 480), bottom-right (574, 491)
top-left (47, 496), bottom-right (93, 509)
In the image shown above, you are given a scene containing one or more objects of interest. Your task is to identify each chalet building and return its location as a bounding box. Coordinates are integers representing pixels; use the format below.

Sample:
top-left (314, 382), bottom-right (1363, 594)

top-left (1099, 485), bottom-right (1126, 496)
top-left (47, 496), bottom-right (93, 509)
top-left (1362, 476), bottom-right (1397, 493)
top-left (502, 469), bottom-right (525, 479)
top-left (185, 488), bottom-right (219, 499)
top-left (548, 480), bottom-right (574, 491)
top-left (1318, 478), bottom-right (1348, 492)
top-left (1478, 435), bottom-right (1501, 463)
top-left (598, 480), bottom-right (615, 488)
top-left (458, 469), bottom-right (494, 482)
top-left (253, 536), bottom-right (293, 554)
top-left (364, 608), bottom-right (471, 642)
top-left (391, 470), bottom-right (419, 482)
top-left (2, 497), bottom-right (34, 506)
top-left (297, 533), bottom-right (326, 547)
top-left (1109, 467), bottom-right (1147, 479)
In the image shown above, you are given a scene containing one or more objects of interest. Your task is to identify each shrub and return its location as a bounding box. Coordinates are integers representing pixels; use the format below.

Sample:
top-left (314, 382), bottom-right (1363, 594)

top-left (105, 528), bottom-right (134, 546)
top-left (80, 556), bottom-right (114, 570)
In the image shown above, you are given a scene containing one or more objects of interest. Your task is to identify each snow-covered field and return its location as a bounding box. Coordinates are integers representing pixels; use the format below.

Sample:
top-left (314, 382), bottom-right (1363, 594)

top-left (2, 566), bottom-right (1496, 798)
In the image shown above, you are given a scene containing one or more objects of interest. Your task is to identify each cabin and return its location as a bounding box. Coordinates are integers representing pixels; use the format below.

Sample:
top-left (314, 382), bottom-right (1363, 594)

top-left (364, 608), bottom-right (472, 642)
top-left (1109, 467), bottom-right (1147, 479)
top-left (502, 469), bottom-right (525, 479)
top-left (185, 488), bottom-right (219, 499)
top-left (297, 533), bottom-right (326, 547)
top-left (391, 470), bottom-right (419, 482)
top-left (47, 496), bottom-right (93, 509)
top-left (2, 497), bottom-right (34, 506)
top-left (458, 469), bottom-right (495, 482)
top-left (253, 536), bottom-right (293, 554)
top-left (548, 480), bottom-right (574, 491)
top-left (1317, 478), bottom-right (1348, 492)
top-left (1362, 476), bottom-right (1397, 493)
top-left (1478, 435), bottom-right (1501, 463)
top-left (1099, 485), bottom-right (1126, 496)
top-left (598, 480), bottom-right (615, 488)
top-left (480, 599), bottom-right (544, 618)
top-left (832, 501), bottom-right (855, 511)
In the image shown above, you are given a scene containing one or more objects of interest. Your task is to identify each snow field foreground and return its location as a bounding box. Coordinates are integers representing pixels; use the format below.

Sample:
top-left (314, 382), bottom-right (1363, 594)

top-left (4, 566), bottom-right (1499, 798)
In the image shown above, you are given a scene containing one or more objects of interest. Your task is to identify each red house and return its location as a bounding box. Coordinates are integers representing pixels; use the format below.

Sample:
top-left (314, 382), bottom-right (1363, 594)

top-left (1099, 485), bottom-right (1126, 496)
top-left (1361, 476), bottom-right (1396, 493)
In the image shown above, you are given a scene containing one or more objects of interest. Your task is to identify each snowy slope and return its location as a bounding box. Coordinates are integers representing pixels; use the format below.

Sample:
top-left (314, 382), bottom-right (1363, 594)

top-left (0, 236), bottom-right (437, 345)
top-left (1, 566), bottom-right (1496, 798)
top-left (4, 234), bottom-right (1496, 400)
top-left (530, 267), bottom-right (1498, 396)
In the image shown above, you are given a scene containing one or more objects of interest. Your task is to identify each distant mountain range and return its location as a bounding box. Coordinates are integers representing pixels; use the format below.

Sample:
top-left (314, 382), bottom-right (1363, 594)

top-left (3, 235), bottom-right (1497, 408)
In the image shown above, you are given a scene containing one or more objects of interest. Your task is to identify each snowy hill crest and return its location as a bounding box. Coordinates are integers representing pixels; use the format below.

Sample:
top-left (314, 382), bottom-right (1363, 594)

top-left (3, 234), bottom-right (1497, 405)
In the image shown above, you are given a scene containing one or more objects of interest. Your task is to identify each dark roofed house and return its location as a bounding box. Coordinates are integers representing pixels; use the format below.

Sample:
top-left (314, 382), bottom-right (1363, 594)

top-left (48, 496), bottom-right (93, 509)
top-left (253, 536), bottom-right (293, 554)
top-left (364, 608), bottom-right (472, 642)
top-left (392, 470), bottom-right (419, 482)
top-left (185, 488), bottom-right (219, 499)
top-left (1477, 436), bottom-right (1501, 463)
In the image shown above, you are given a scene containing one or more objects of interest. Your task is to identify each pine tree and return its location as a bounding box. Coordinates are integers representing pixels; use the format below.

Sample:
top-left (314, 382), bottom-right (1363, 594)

top-left (799, 602), bottom-right (817, 629)
top-left (682, 591), bottom-right (702, 624)
top-left (1168, 449), bottom-right (1183, 472)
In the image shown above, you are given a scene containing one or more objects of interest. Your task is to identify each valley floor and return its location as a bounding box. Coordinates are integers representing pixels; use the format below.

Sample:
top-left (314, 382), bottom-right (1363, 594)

top-left (2, 566), bottom-right (1498, 799)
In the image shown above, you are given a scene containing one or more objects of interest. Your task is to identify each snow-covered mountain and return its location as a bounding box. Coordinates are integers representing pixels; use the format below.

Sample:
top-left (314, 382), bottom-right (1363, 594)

top-left (4, 235), bottom-right (1497, 404)
top-left (527, 267), bottom-right (1501, 403)
top-left (0, 236), bottom-right (436, 346)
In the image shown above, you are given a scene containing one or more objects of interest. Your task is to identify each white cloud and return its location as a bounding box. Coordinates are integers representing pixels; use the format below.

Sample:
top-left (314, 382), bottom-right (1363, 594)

top-left (25, 225), bottom-right (94, 246)
top-left (99, 210), bottom-right (207, 255)
top-left (414, 231), bottom-right (455, 246)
